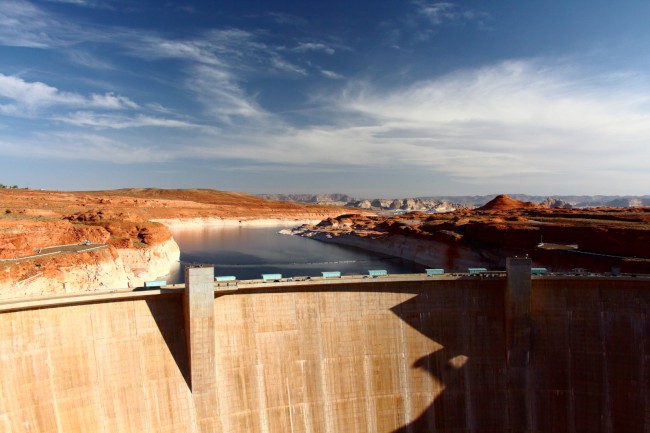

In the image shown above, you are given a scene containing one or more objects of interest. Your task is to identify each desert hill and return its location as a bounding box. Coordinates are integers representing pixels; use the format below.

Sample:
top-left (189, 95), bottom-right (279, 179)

top-left (478, 194), bottom-right (541, 211)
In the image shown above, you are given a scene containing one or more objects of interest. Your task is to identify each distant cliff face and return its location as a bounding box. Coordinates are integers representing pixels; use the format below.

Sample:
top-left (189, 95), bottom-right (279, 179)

top-left (259, 193), bottom-right (469, 212)
top-left (292, 199), bottom-right (650, 273)
top-left (260, 192), bottom-right (650, 209)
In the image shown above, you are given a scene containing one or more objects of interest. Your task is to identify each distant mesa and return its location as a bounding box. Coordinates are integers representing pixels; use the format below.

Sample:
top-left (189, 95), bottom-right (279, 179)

top-left (477, 194), bottom-right (540, 211)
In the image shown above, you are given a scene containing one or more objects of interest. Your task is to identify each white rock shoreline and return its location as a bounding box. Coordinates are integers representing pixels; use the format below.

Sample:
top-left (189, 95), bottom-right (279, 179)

top-left (286, 225), bottom-right (489, 271)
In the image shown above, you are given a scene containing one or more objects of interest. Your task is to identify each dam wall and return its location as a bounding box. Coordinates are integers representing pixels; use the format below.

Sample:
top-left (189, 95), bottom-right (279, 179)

top-left (1, 271), bottom-right (649, 432)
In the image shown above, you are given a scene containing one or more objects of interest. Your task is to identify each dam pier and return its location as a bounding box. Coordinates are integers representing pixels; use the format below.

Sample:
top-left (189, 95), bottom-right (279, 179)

top-left (2, 260), bottom-right (650, 432)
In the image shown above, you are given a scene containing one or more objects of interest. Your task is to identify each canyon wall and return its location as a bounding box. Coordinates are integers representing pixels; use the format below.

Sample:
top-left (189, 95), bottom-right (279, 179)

top-left (307, 232), bottom-right (490, 270)
top-left (1, 275), bottom-right (649, 432)
top-left (0, 238), bottom-right (179, 300)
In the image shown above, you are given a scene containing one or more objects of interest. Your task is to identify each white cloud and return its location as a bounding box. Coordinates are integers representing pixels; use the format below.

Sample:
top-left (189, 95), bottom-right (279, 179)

top-left (414, 1), bottom-right (490, 27)
top-left (321, 69), bottom-right (344, 80)
top-left (414, 1), bottom-right (456, 25)
top-left (294, 42), bottom-right (335, 55)
top-left (129, 29), bottom-right (263, 67)
top-left (54, 111), bottom-right (202, 129)
top-left (395, 1), bottom-right (493, 42)
top-left (44, 0), bottom-right (112, 9)
top-left (0, 73), bottom-right (84, 110)
top-left (319, 60), bottom-right (650, 184)
top-left (0, 73), bottom-right (138, 114)
top-left (269, 56), bottom-right (307, 75)
top-left (90, 93), bottom-right (138, 109)
top-left (134, 37), bottom-right (223, 66)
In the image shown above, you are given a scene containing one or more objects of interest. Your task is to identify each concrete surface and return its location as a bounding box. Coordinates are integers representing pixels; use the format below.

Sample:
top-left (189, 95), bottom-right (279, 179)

top-left (1, 273), bottom-right (649, 432)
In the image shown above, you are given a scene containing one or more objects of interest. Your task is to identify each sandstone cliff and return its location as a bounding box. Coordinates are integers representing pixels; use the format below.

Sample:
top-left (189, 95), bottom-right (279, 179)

top-left (0, 218), bottom-right (180, 299)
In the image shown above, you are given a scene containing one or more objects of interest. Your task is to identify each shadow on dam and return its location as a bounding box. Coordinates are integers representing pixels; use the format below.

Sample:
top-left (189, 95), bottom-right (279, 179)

top-left (145, 297), bottom-right (191, 389)
top-left (389, 287), bottom-right (507, 432)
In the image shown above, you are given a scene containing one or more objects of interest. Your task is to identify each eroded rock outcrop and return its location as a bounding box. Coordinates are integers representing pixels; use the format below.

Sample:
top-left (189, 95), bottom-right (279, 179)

top-left (0, 218), bottom-right (180, 299)
top-left (293, 199), bottom-right (650, 273)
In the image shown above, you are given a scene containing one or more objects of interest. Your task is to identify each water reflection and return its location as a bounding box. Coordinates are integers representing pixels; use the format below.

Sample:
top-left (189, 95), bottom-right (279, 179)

top-left (166, 225), bottom-right (425, 283)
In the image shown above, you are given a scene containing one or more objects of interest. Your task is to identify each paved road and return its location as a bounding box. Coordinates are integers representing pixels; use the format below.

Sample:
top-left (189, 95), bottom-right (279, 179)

top-left (1, 243), bottom-right (109, 262)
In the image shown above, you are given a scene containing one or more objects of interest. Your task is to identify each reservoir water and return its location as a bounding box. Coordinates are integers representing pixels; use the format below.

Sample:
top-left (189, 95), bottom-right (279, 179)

top-left (166, 225), bottom-right (426, 283)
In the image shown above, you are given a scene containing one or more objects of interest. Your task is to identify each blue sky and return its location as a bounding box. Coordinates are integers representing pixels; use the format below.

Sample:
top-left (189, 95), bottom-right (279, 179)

top-left (1, 0), bottom-right (650, 197)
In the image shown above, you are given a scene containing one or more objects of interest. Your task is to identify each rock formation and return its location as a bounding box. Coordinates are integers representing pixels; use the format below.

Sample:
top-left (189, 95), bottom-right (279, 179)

top-left (292, 198), bottom-right (650, 274)
top-left (540, 197), bottom-right (573, 208)
top-left (478, 194), bottom-right (541, 211)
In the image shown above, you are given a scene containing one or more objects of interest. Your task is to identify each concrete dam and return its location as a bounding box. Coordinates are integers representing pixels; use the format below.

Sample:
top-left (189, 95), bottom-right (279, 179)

top-left (2, 258), bottom-right (650, 432)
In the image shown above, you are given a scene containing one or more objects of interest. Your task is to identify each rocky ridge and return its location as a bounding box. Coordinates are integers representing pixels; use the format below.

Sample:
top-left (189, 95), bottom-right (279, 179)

top-left (260, 192), bottom-right (650, 210)
top-left (289, 195), bottom-right (650, 274)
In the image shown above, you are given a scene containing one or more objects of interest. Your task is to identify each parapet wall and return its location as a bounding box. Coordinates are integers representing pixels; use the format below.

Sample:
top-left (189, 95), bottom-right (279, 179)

top-left (1, 275), bottom-right (649, 432)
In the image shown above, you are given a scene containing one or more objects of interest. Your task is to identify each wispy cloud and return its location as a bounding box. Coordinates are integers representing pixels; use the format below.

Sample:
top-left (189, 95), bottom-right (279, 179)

top-left (268, 12), bottom-right (309, 27)
top-left (0, 0), bottom-right (60, 47)
top-left (321, 69), bottom-right (344, 79)
top-left (44, 0), bottom-right (112, 8)
top-left (131, 35), bottom-right (224, 66)
top-left (1, 2), bottom-right (335, 126)
top-left (270, 55), bottom-right (307, 75)
top-left (383, 1), bottom-right (492, 46)
top-left (414, 1), bottom-right (490, 27)
top-left (186, 65), bottom-right (267, 121)
top-left (294, 42), bottom-right (335, 55)
top-left (54, 111), bottom-right (202, 129)
top-left (125, 29), bottom-right (310, 122)
top-left (414, 1), bottom-right (456, 25)
top-left (67, 50), bottom-right (115, 70)
top-left (89, 93), bottom-right (138, 109)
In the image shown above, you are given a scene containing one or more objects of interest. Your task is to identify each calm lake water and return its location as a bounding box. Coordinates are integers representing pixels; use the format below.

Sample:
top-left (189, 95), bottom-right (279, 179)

top-left (166, 225), bottom-right (426, 283)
